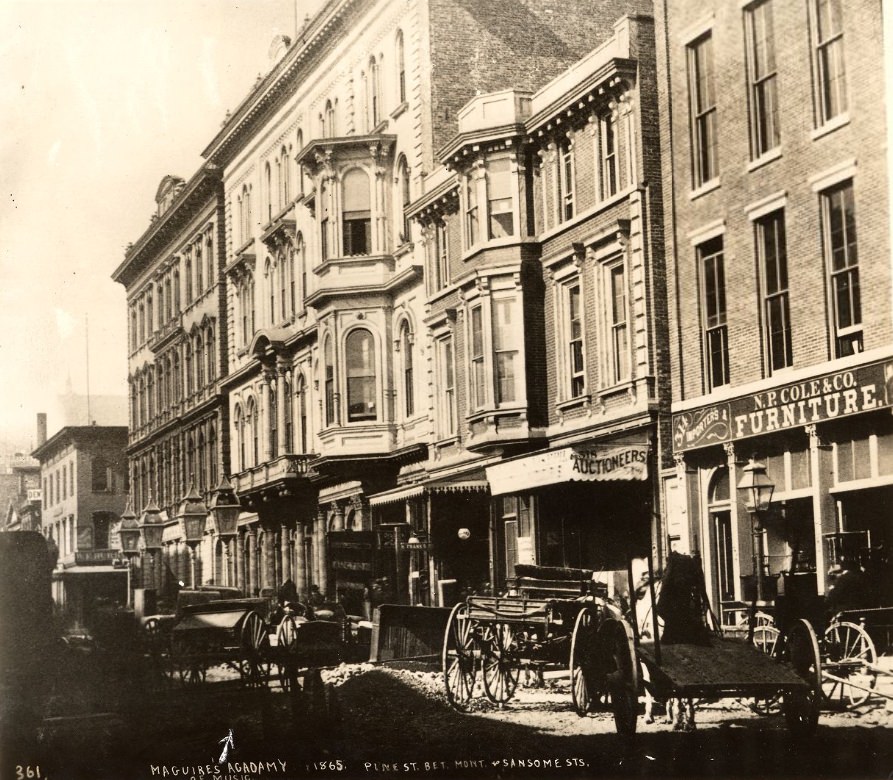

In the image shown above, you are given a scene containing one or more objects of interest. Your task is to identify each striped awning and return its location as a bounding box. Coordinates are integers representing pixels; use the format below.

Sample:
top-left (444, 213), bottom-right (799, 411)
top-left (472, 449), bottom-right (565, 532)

top-left (368, 480), bottom-right (489, 507)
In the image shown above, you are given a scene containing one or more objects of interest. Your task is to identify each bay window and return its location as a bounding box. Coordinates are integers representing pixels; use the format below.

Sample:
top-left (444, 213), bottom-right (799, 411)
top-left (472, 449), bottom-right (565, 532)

top-left (470, 306), bottom-right (486, 408)
top-left (487, 158), bottom-right (514, 238)
top-left (342, 169), bottom-right (371, 256)
top-left (346, 329), bottom-right (377, 422)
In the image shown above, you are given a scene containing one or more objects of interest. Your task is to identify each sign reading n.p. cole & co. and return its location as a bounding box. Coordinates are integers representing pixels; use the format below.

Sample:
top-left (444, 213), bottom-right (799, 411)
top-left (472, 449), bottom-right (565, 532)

top-left (672, 359), bottom-right (893, 452)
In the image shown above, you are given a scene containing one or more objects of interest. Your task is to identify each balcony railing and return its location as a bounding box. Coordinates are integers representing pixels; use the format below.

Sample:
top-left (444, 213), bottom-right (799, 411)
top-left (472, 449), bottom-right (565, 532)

top-left (232, 453), bottom-right (316, 496)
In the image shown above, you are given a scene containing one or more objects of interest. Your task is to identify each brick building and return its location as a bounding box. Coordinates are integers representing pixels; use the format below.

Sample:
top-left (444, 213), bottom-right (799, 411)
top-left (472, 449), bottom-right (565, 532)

top-left (656, 0), bottom-right (892, 620)
top-left (32, 426), bottom-right (129, 628)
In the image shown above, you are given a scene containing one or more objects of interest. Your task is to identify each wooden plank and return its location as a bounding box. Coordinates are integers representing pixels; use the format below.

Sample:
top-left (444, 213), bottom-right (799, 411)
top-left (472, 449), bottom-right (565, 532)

top-left (638, 638), bottom-right (807, 693)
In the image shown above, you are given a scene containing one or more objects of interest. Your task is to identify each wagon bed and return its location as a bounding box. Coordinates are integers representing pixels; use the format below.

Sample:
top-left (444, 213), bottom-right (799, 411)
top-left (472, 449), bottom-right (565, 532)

top-left (638, 637), bottom-right (809, 698)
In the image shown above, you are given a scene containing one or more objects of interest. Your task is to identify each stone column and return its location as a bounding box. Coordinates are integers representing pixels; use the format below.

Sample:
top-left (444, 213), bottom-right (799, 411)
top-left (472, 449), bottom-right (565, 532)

top-left (281, 525), bottom-right (292, 583)
top-left (331, 501), bottom-right (345, 532)
top-left (315, 509), bottom-right (328, 597)
top-left (293, 522), bottom-right (306, 596)
top-left (247, 528), bottom-right (258, 596)
top-left (235, 532), bottom-right (245, 594)
top-left (261, 374), bottom-right (273, 462)
top-left (262, 529), bottom-right (276, 591)
top-left (808, 424), bottom-right (836, 595)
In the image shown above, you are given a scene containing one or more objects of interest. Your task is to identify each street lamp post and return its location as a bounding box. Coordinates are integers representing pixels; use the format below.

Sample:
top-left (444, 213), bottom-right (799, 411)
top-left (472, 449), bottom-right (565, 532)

top-left (736, 458), bottom-right (775, 603)
top-left (139, 493), bottom-right (164, 591)
top-left (176, 482), bottom-right (209, 589)
top-left (208, 474), bottom-right (242, 589)
top-left (118, 497), bottom-right (141, 607)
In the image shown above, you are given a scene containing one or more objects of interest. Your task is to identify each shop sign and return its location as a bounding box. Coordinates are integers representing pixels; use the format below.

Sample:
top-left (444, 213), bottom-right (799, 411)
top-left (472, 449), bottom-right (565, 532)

top-left (487, 443), bottom-right (650, 496)
top-left (672, 358), bottom-right (893, 452)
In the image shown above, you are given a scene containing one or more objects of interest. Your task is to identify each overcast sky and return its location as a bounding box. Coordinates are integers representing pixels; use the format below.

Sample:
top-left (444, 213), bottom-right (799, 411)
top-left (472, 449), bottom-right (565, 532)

top-left (0, 0), bottom-right (320, 446)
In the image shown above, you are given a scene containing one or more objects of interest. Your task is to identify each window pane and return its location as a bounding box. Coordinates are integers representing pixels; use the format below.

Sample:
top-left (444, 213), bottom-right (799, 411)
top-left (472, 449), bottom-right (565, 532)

top-left (488, 158), bottom-right (514, 239)
top-left (346, 330), bottom-right (376, 421)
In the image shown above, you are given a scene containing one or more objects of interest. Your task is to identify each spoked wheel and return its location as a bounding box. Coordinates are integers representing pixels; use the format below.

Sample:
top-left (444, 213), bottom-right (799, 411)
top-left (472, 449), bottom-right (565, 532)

top-left (599, 618), bottom-right (639, 735)
top-left (276, 614), bottom-right (302, 692)
top-left (442, 603), bottom-right (477, 711)
top-left (240, 612), bottom-right (271, 688)
top-left (570, 607), bottom-right (599, 716)
top-left (172, 637), bottom-right (207, 686)
top-left (481, 622), bottom-right (520, 706)
top-left (750, 625), bottom-right (783, 715)
top-left (821, 621), bottom-right (877, 709)
top-left (144, 617), bottom-right (173, 683)
top-left (784, 619), bottom-right (822, 738)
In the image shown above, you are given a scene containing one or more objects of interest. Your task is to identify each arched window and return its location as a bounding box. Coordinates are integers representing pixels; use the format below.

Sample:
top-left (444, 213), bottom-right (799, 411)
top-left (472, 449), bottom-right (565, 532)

top-left (342, 168), bottom-right (371, 256)
top-left (287, 248), bottom-right (296, 317)
top-left (130, 309), bottom-right (137, 351)
top-left (369, 56), bottom-right (380, 127)
top-left (146, 291), bottom-right (154, 336)
top-left (243, 185), bottom-right (252, 242)
top-left (297, 233), bottom-right (306, 310)
top-left (157, 282), bottom-right (165, 324)
top-left (147, 368), bottom-right (155, 420)
top-left (185, 256), bottom-right (193, 302)
top-left (296, 374), bottom-right (307, 453)
top-left (138, 302), bottom-right (145, 343)
top-left (172, 352), bottom-right (181, 401)
top-left (325, 100), bottom-right (335, 137)
top-left (281, 146), bottom-right (290, 205)
top-left (324, 338), bottom-right (335, 426)
top-left (401, 322), bottom-right (414, 418)
top-left (185, 341), bottom-right (193, 396)
top-left (251, 398), bottom-right (259, 465)
top-left (296, 130), bottom-right (304, 195)
top-left (284, 375), bottom-right (293, 452)
top-left (278, 253), bottom-right (287, 321)
top-left (195, 241), bottom-right (203, 293)
top-left (197, 431), bottom-right (206, 492)
top-left (165, 356), bottom-right (173, 408)
top-left (165, 277), bottom-right (172, 321)
top-left (195, 332), bottom-right (204, 389)
top-left (158, 361), bottom-right (166, 411)
top-left (173, 268), bottom-right (181, 313)
top-left (266, 259), bottom-right (275, 325)
top-left (186, 434), bottom-right (195, 485)
top-left (206, 325), bottom-right (215, 381)
top-left (396, 156), bottom-right (411, 244)
top-left (270, 384), bottom-right (278, 459)
top-left (265, 161), bottom-right (273, 220)
top-left (346, 329), bottom-right (377, 422)
top-left (396, 30), bottom-right (406, 104)
top-left (320, 180), bottom-right (330, 260)
top-left (206, 234), bottom-right (214, 287)
top-left (234, 404), bottom-right (244, 471)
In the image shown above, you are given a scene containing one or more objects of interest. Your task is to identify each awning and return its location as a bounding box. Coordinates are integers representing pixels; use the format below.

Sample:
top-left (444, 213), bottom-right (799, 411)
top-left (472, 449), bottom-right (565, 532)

top-left (368, 480), bottom-right (489, 507)
top-left (486, 443), bottom-right (649, 496)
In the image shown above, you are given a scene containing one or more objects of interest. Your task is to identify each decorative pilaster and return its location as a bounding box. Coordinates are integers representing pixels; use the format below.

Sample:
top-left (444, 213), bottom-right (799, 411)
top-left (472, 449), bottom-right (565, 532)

top-left (261, 373), bottom-right (273, 462)
top-left (247, 528), bottom-right (258, 596)
top-left (280, 525), bottom-right (292, 583)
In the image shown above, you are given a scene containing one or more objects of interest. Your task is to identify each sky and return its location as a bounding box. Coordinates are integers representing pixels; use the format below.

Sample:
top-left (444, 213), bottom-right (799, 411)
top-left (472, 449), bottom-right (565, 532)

top-left (0, 0), bottom-right (320, 447)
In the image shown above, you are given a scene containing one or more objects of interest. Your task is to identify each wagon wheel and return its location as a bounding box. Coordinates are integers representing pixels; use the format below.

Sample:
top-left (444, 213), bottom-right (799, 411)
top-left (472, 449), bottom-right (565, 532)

top-left (783, 619), bottom-right (822, 738)
top-left (598, 618), bottom-right (638, 735)
top-left (172, 635), bottom-right (207, 686)
top-left (481, 622), bottom-right (520, 705)
top-left (276, 614), bottom-right (301, 692)
top-left (821, 621), bottom-right (877, 709)
top-left (240, 612), bottom-right (271, 688)
top-left (569, 607), bottom-right (599, 716)
top-left (749, 625), bottom-right (783, 715)
top-left (442, 603), bottom-right (477, 711)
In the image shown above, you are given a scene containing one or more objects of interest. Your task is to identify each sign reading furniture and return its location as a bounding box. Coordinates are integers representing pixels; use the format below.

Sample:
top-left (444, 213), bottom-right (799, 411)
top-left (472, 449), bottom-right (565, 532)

top-left (672, 359), bottom-right (893, 452)
top-left (487, 443), bottom-right (650, 497)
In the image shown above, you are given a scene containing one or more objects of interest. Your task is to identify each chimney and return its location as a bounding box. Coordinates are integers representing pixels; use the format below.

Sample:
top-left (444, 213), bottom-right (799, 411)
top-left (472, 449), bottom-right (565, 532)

top-left (37, 413), bottom-right (47, 447)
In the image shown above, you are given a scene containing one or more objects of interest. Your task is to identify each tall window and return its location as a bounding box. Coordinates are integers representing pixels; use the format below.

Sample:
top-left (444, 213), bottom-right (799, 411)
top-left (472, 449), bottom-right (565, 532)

top-left (281, 146), bottom-right (290, 207)
top-left (558, 140), bottom-right (574, 221)
top-left (195, 242), bottom-right (203, 293)
top-left (265, 162), bottom-right (273, 220)
top-left (700, 237), bottom-right (729, 389)
top-left (823, 182), bottom-right (861, 356)
top-left (487, 157), bottom-right (514, 238)
top-left (397, 157), bottom-right (411, 244)
top-left (196, 332), bottom-right (205, 389)
top-left (342, 169), bottom-right (371, 256)
top-left (401, 324), bottom-right (414, 418)
top-left (297, 233), bottom-right (306, 311)
top-left (757, 211), bottom-right (792, 372)
top-left (185, 341), bottom-right (193, 396)
top-left (296, 375), bottom-right (308, 453)
top-left (286, 249), bottom-right (295, 318)
top-left (688, 33), bottom-right (718, 186)
top-left (325, 100), bottom-right (335, 137)
top-left (173, 269), bottom-right (181, 313)
top-left (465, 173), bottom-right (479, 247)
top-left (435, 222), bottom-right (449, 290)
top-left (130, 309), bottom-right (137, 351)
top-left (470, 306), bottom-right (485, 408)
top-left (396, 30), bottom-right (406, 104)
top-left (814, 0), bottom-right (846, 124)
top-left (248, 399), bottom-right (258, 466)
top-left (438, 337), bottom-right (456, 437)
top-left (493, 298), bottom-right (517, 404)
top-left (235, 405), bottom-right (244, 470)
top-left (608, 264), bottom-right (629, 384)
top-left (324, 339), bottom-right (335, 426)
top-left (269, 385), bottom-right (278, 459)
top-left (346, 329), bottom-right (377, 422)
top-left (567, 283), bottom-right (585, 397)
top-left (206, 325), bottom-right (215, 381)
top-left (185, 257), bottom-right (193, 303)
top-left (284, 377), bottom-right (293, 453)
top-left (206, 235), bottom-right (214, 287)
top-left (369, 57), bottom-right (380, 127)
top-left (296, 130), bottom-right (305, 195)
top-left (266, 260), bottom-right (275, 325)
top-left (320, 181), bottom-right (330, 260)
top-left (600, 115), bottom-right (618, 199)
top-left (746, 1), bottom-right (779, 157)
top-left (146, 292), bottom-right (154, 336)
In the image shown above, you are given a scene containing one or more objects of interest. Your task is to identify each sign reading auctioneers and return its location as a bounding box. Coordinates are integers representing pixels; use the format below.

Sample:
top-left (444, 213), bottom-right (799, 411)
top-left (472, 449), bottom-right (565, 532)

top-left (672, 358), bottom-right (893, 452)
top-left (486, 443), bottom-right (650, 496)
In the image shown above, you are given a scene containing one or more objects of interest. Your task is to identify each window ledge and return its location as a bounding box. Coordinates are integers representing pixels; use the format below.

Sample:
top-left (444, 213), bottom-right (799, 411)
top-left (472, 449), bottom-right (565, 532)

top-left (433, 435), bottom-right (460, 450)
top-left (811, 113), bottom-right (850, 141)
top-left (689, 178), bottom-right (721, 201)
top-left (747, 147), bottom-right (782, 173)
top-left (390, 101), bottom-right (408, 121)
top-left (555, 395), bottom-right (591, 413)
top-left (394, 241), bottom-right (414, 260)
